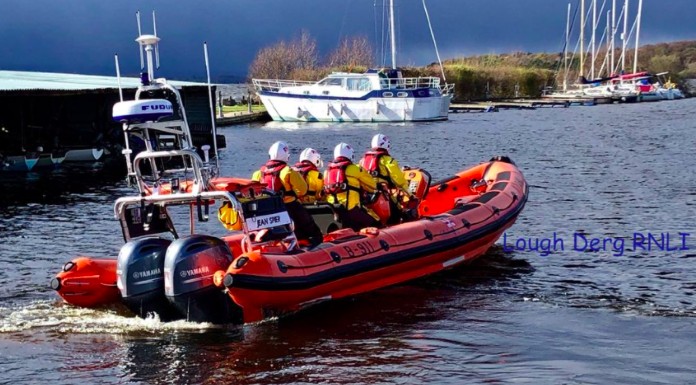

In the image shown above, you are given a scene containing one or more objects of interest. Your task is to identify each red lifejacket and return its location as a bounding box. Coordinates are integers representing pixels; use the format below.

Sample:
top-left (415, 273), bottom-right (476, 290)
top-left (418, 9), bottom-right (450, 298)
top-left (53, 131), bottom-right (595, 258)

top-left (362, 148), bottom-right (392, 186)
top-left (294, 160), bottom-right (320, 196)
top-left (324, 158), bottom-right (351, 195)
top-left (293, 160), bottom-right (317, 178)
top-left (260, 160), bottom-right (290, 194)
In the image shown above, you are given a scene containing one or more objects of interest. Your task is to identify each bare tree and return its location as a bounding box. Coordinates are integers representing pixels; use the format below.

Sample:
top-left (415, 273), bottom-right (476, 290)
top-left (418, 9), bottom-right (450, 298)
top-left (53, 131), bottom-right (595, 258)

top-left (327, 36), bottom-right (374, 69)
top-left (249, 31), bottom-right (318, 79)
top-left (290, 30), bottom-right (318, 71)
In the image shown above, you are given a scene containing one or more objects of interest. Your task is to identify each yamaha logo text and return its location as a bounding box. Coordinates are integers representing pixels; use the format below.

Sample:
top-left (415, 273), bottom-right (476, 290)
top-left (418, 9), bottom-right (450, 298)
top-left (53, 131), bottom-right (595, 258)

top-left (179, 266), bottom-right (211, 278)
top-left (132, 268), bottom-right (161, 279)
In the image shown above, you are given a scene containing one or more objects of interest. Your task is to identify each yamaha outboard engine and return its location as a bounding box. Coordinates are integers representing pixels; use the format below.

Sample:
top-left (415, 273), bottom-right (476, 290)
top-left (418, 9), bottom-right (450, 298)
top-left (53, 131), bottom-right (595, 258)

top-left (117, 237), bottom-right (183, 321)
top-left (164, 235), bottom-right (242, 324)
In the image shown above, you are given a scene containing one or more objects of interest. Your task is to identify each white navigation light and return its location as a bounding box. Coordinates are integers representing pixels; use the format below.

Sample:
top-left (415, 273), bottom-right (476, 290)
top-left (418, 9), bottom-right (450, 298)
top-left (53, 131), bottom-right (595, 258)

top-left (113, 99), bottom-right (173, 123)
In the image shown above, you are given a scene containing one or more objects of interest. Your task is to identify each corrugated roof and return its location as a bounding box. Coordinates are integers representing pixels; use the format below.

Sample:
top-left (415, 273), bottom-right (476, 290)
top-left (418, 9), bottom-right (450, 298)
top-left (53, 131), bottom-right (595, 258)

top-left (0, 70), bottom-right (208, 91)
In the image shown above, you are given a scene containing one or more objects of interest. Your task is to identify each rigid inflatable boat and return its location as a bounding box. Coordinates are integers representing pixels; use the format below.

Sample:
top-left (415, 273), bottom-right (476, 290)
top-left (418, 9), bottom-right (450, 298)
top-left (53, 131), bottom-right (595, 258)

top-left (52, 153), bottom-right (527, 323)
top-left (217, 158), bottom-right (527, 323)
top-left (50, 24), bottom-right (528, 324)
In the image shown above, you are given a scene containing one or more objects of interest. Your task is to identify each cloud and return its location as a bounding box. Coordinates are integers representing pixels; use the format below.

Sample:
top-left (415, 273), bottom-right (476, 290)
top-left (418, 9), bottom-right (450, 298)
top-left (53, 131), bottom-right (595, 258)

top-left (0, 0), bottom-right (693, 80)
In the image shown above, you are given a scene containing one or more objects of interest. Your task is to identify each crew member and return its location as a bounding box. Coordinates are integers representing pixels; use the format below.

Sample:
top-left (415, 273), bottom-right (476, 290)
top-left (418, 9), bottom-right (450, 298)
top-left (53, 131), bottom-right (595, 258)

top-left (324, 143), bottom-right (381, 231)
top-left (252, 141), bottom-right (323, 247)
top-left (359, 133), bottom-right (415, 223)
top-left (293, 148), bottom-right (325, 204)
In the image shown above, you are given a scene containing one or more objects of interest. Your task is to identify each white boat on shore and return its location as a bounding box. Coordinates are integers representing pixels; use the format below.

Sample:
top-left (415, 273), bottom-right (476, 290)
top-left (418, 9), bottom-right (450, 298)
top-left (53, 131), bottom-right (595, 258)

top-left (33, 152), bottom-right (65, 170)
top-left (63, 148), bottom-right (104, 162)
top-left (2, 155), bottom-right (38, 172)
top-left (252, 0), bottom-right (453, 122)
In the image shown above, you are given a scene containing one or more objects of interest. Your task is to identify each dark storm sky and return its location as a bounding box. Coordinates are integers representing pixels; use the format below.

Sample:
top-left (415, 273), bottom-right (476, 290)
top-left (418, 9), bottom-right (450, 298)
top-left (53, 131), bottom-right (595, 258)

top-left (1, 0), bottom-right (694, 80)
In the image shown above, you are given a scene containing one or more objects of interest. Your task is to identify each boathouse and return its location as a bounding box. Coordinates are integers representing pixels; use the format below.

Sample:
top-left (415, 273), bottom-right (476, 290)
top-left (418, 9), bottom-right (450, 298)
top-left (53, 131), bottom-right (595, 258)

top-left (0, 70), bottom-right (219, 159)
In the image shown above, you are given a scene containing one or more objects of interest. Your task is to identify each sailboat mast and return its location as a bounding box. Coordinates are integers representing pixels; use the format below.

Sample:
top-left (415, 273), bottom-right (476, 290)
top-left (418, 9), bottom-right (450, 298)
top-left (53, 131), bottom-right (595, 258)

top-left (580, 0), bottom-right (585, 76)
top-left (564, 2), bottom-right (571, 91)
top-left (611, 0), bottom-right (616, 74)
top-left (621, 0), bottom-right (628, 73)
top-left (389, 0), bottom-right (397, 69)
top-left (591, 0), bottom-right (596, 79)
top-left (605, 10), bottom-right (611, 77)
top-left (633, 0), bottom-right (642, 74)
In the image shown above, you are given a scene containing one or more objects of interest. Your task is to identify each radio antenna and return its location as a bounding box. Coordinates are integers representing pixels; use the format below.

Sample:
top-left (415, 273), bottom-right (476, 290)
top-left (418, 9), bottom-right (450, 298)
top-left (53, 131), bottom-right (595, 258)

top-left (153, 11), bottom-right (160, 69)
top-left (136, 11), bottom-right (144, 70)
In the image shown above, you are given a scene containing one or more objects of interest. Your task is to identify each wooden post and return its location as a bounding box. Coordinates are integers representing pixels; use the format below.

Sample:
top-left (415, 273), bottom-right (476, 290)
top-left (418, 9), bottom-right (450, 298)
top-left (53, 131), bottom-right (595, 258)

top-left (218, 90), bottom-right (224, 118)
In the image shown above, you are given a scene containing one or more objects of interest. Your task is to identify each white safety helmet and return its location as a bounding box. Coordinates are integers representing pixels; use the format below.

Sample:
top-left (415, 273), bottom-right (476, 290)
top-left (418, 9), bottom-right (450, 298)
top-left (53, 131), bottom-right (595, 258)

top-left (334, 143), bottom-right (354, 161)
top-left (371, 133), bottom-right (391, 151)
top-left (300, 147), bottom-right (323, 168)
top-left (268, 141), bottom-right (290, 162)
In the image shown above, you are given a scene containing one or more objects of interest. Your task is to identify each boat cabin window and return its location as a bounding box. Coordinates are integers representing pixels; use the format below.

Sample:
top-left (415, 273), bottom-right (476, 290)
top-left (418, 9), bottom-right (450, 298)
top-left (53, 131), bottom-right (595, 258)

top-left (346, 77), bottom-right (371, 91)
top-left (318, 77), bottom-right (344, 87)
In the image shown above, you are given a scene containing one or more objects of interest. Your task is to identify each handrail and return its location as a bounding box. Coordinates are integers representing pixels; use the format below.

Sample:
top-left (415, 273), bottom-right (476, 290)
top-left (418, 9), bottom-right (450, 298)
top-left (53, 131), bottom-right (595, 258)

top-left (115, 190), bottom-right (242, 217)
top-left (254, 76), bottom-right (455, 94)
top-left (114, 190), bottom-right (246, 235)
top-left (132, 148), bottom-right (209, 195)
top-left (252, 79), bottom-right (315, 92)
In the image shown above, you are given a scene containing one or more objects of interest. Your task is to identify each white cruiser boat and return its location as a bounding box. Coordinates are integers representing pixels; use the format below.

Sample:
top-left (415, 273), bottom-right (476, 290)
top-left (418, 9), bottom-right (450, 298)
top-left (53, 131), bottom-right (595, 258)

top-left (254, 69), bottom-right (452, 122)
top-left (252, 0), bottom-right (453, 122)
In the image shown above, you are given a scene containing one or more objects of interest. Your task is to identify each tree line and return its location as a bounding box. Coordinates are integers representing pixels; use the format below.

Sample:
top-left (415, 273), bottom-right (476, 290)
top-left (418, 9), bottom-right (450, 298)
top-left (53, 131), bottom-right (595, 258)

top-left (248, 33), bottom-right (696, 100)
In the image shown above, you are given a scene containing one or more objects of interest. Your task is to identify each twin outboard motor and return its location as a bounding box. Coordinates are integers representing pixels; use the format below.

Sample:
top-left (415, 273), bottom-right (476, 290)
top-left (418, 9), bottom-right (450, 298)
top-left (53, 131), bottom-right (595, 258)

top-left (164, 235), bottom-right (242, 324)
top-left (117, 237), bottom-right (182, 321)
top-left (117, 234), bottom-right (241, 324)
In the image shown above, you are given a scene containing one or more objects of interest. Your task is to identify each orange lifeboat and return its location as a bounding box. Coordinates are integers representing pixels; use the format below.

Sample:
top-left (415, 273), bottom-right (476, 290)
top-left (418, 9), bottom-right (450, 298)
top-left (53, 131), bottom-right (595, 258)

top-left (219, 157), bottom-right (528, 323)
top-left (51, 156), bottom-right (527, 324)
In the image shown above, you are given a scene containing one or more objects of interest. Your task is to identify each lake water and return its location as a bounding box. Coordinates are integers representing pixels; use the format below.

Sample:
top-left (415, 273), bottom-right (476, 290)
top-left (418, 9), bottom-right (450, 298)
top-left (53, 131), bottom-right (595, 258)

top-left (1, 99), bottom-right (695, 384)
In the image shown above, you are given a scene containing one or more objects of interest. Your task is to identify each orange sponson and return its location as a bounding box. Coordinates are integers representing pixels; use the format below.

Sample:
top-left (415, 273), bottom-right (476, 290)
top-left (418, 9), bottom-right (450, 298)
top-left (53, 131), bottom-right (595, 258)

top-left (222, 158), bottom-right (528, 323)
top-left (51, 257), bottom-right (120, 308)
top-left (51, 233), bottom-right (248, 309)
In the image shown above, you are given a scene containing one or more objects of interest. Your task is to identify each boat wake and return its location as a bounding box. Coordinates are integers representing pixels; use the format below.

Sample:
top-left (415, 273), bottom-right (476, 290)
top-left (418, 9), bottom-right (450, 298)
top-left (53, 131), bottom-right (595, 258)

top-left (0, 300), bottom-right (221, 334)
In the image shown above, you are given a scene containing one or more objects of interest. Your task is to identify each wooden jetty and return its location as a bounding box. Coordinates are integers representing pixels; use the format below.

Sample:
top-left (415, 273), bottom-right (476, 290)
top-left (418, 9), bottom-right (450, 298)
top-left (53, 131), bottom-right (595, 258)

top-left (450, 99), bottom-right (575, 113)
top-left (449, 103), bottom-right (499, 113)
top-left (215, 110), bottom-right (270, 126)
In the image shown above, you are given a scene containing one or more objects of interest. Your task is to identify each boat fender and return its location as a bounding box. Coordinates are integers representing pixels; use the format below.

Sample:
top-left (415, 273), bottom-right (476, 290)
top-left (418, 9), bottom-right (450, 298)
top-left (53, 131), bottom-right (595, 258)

top-left (462, 219), bottom-right (471, 229)
top-left (424, 229), bottom-right (433, 241)
top-left (330, 251), bottom-right (342, 263)
top-left (277, 260), bottom-right (288, 273)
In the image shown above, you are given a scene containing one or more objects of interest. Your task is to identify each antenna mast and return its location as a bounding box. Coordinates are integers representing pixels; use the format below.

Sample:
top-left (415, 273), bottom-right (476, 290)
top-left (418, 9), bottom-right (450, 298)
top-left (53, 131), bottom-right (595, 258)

top-left (135, 12), bottom-right (161, 83)
top-left (633, 0), bottom-right (642, 74)
top-left (204, 42), bottom-right (220, 171)
top-left (389, 0), bottom-right (396, 69)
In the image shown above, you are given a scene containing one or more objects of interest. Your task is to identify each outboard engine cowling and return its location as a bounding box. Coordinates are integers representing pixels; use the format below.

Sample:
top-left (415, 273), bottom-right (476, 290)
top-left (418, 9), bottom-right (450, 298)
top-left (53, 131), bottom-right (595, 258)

top-left (164, 235), bottom-right (242, 324)
top-left (117, 237), bottom-right (182, 321)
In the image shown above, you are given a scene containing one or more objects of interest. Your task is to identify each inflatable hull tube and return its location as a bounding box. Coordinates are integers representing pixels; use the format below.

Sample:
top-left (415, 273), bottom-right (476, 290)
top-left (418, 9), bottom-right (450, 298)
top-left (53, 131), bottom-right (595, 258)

top-left (51, 257), bottom-right (120, 308)
top-left (164, 235), bottom-right (242, 324)
top-left (117, 237), bottom-right (182, 321)
top-left (222, 159), bottom-right (528, 324)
